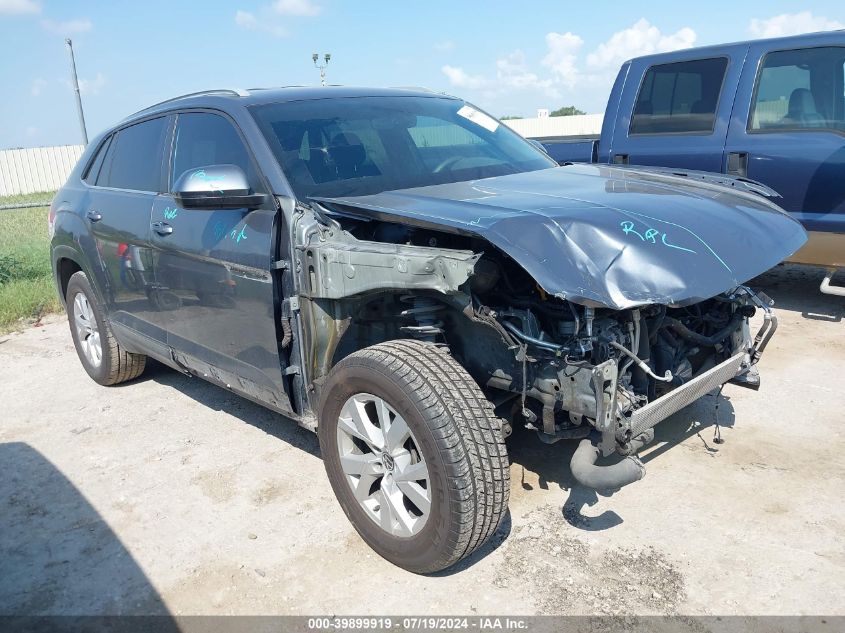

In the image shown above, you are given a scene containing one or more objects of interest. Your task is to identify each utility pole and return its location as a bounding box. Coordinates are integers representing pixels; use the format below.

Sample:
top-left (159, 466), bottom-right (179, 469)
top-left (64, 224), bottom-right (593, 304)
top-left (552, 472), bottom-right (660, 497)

top-left (312, 53), bottom-right (331, 86)
top-left (65, 38), bottom-right (88, 145)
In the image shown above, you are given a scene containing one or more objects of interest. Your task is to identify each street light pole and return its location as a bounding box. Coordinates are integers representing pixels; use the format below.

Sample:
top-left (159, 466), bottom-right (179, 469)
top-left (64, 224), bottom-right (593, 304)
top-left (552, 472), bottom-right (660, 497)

top-left (65, 38), bottom-right (88, 145)
top-left (312, 52), bottom-right (331, 86)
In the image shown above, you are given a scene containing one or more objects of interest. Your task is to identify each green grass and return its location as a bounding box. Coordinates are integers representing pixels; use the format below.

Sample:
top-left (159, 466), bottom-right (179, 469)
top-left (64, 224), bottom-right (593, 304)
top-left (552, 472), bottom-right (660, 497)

top-left (0, 191), bottom-right (55, 208)
top-left (0, 197), bottom-right (62, 333)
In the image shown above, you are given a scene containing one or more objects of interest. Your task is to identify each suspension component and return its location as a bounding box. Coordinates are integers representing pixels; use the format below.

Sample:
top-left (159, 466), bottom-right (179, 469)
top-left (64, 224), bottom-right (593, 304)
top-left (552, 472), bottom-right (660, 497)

top-left (400, 295), bottom-right (445, 343)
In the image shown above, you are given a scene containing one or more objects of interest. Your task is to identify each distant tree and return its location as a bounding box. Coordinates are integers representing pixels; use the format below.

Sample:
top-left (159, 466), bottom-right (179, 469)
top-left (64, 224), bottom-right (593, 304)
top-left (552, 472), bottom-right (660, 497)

top-left (500, 115), bottom-right (523, 120)
top-left (549, 105), bottom-right (586, 117)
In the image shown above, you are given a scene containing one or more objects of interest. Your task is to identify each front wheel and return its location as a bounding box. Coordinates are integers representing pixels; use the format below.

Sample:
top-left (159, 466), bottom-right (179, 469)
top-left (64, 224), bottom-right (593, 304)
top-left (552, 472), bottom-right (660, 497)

top-left (66, 271), bottom-right (146, 385)
top-left (318, 339), bottom-right (509, 573)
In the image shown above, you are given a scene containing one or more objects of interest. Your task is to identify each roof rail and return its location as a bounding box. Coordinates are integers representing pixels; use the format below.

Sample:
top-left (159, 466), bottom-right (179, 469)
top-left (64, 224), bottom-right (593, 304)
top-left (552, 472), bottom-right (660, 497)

top-left (389, 86), bottom-right (437, 93)
top-left (126, 88), bottom-right (249, 118)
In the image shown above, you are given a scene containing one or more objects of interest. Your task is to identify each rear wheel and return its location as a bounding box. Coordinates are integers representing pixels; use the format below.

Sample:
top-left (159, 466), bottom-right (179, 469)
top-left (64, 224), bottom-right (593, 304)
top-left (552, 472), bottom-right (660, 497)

top-left (66, 271), bottom-right (146, 385)
top-left (318, 339), bottom-right (509, 573)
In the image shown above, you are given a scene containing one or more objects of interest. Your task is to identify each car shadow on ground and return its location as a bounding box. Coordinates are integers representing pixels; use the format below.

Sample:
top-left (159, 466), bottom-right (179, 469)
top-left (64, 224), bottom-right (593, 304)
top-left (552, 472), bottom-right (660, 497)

top-left (506, 391), bottom-right (736, 533)
top-left (139, 359), bottom-right (321, 459)
top-left (0, 442), bottom-right (178, 626)
top-left (140, 360), bottom-right (516, 575)
top-left (750, 263), bottom-right (844, 323)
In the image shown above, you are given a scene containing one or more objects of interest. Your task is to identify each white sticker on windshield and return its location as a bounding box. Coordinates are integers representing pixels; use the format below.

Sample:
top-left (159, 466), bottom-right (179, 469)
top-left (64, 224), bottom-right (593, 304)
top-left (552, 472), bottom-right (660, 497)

top-left (457, 105), bottom-right (499, 133)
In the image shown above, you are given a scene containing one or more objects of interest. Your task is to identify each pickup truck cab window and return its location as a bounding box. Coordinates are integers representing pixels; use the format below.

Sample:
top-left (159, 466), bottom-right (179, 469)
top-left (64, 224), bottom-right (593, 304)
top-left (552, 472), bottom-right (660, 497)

top-left (170, 111), bottom-right (264, 192)
top-left (97, 116), bottom-right (169, 192)
top-left (630, 58), bottom-right (728, 135)
top-left (749, 46), bottom-right (845, 133)
top-left (251, 96), bottom-right (554, 199)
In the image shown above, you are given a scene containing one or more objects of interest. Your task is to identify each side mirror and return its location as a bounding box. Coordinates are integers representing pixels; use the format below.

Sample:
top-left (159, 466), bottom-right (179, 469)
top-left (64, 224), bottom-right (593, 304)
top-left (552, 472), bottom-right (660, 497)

top-left (172, 164), bottom-right (269, 210)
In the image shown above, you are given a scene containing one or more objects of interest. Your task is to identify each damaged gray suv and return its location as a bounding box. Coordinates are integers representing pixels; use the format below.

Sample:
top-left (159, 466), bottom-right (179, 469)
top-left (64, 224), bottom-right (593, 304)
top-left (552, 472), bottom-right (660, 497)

top-left (50, 87), bottom-right (807, 573)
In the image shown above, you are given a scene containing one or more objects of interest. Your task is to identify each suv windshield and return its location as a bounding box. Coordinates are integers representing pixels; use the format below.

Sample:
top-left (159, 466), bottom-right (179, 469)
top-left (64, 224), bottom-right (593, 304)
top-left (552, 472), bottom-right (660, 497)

top-left (250, 96), bottom-right (555, 199)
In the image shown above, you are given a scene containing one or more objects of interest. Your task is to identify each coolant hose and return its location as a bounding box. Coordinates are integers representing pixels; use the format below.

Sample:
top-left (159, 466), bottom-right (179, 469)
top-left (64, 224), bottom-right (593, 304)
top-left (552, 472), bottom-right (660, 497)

top-left (663, 313), bottom-right (743, 347)
top-left (570, 435), bottom-right (646, 491)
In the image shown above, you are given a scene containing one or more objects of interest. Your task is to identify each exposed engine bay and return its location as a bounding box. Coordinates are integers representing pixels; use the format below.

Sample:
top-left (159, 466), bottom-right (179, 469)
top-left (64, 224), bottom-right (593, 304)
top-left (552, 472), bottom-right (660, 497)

top-left (296, 202), bottom-right (779, 490)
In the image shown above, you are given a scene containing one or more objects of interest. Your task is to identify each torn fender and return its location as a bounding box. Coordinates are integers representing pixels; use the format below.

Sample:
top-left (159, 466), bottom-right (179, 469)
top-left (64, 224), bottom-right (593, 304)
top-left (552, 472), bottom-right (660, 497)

top-left (301, 239), bottom-right (479, 300)
top-left (314, 164), bottom-right (807, 309)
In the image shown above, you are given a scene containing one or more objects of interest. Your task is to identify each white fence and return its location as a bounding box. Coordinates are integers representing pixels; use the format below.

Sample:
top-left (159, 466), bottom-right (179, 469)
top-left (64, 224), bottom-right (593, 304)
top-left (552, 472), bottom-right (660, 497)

top-left (0, 115), bottom-right (603, 197)
top-left (504, 114), bottom-right (603, 139)
top-left (0, 145), bottom-right (85, 197)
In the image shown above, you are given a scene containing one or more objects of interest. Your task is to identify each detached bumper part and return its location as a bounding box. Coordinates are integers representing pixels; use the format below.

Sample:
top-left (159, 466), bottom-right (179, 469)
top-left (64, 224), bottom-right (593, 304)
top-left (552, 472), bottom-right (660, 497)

top-left (570, 352), bottom-right (746, 490)
top-left (627, 352), bottom-right (745, 438)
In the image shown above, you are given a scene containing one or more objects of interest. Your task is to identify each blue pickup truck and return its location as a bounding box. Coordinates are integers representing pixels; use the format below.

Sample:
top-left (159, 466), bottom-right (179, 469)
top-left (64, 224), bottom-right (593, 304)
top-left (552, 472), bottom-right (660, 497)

top-left (542, 31), bottom-right (844, 293)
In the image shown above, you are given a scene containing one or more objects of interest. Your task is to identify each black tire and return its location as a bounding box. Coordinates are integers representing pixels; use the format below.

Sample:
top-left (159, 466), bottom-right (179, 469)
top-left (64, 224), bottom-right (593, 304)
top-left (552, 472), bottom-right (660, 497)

top-left (318, 339), bottom-right (510, 573)
top-left (66, 271), bottom-right (146, 386)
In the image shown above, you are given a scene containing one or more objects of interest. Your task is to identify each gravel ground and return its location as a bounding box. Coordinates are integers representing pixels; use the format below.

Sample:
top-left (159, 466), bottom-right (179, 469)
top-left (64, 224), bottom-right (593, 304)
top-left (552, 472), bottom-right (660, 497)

top-left (1, 264), bottom-right (843, 616)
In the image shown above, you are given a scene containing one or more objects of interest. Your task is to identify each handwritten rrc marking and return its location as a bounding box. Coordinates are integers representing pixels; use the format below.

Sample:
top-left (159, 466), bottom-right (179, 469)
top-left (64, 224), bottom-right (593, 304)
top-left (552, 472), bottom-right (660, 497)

top-left (620, 220), bottom-right (696, 254)
top-left (163, 207), bottom-right (178, 220)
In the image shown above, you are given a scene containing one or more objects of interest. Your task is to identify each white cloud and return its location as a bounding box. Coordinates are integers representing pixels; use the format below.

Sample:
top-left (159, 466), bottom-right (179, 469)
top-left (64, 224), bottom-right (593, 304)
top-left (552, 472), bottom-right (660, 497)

top-left (272, 0), bottom-right (320, 16)
top-left (586, 18), bottom-right (696, 70)
top-left (442, 50), bottom-right (558, 101)
top-left (749, 12), bottom-right (844, 38)
top-left (0, 0), bottom-right (40, 15)
top-left (441, 65), bottom-right (489, 90)
top-left (497, 50), bottom-right (554, 91)
top-left (541, 31), bottom-right (584, 87)
top-left (441, 19), bottom-right (697, 115)
top-left (41, 18), bottom-right (92, 34)
top-left (235, 10), bottom-right (286, 37)
top-left (77, 72), bottom-right (106, 95)
top-left (434, 40), bottom-right (455, 53)
top-left (30, 77), bottom-right (46, 96)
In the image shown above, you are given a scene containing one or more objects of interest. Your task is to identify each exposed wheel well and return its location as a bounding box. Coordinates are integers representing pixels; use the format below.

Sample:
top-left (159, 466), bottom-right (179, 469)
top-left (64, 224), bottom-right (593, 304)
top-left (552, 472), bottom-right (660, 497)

top-left (57, 258), bottom-right (82, 302)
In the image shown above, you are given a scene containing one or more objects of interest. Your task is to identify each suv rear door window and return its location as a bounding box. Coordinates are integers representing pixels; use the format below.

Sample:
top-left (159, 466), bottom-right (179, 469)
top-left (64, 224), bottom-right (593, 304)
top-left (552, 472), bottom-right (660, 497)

top-left (97, 116), bottom-right (168, 192)
top-left (170, 112), bottom-right (262, 191)
top-left (630, 58), bottom-right (728, 135)
top-left (749, 46), bottom-right (845, 132)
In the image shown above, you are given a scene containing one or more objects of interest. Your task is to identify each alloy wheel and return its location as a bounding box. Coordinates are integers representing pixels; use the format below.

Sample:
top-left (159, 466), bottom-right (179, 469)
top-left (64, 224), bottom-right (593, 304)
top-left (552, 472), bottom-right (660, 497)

top-left (336, 393), bottom-right (431, 537)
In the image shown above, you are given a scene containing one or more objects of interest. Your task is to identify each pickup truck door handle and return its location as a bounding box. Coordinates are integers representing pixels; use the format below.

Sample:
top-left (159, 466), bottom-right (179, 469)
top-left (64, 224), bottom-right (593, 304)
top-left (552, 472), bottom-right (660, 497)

top-left (152, 221), bottom-right (173, 236)
top-left (612, 154), bottom-right (629, 165)
top-left (727, 152), bottom-right (749, 178)
top-left (86, 210), bottom-right (102, 222)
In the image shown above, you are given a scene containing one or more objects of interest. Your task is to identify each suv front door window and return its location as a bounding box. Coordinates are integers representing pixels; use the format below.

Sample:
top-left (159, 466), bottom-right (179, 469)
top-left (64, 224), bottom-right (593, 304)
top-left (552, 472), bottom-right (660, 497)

top-left (148, 111), bottom-right (292, 410)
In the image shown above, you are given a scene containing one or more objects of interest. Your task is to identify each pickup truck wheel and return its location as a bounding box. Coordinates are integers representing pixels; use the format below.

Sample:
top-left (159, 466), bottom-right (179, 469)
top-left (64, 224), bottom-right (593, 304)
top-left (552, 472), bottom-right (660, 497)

top-left (66, 271), bottom-right (146, 386)
top-left (318, 339), bottom-right (509, 573)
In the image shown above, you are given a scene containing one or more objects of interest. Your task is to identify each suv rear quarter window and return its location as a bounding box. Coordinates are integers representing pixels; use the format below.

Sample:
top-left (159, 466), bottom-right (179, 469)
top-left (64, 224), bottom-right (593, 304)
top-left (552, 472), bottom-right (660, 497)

top-left (630, 57), bottom-right (729, 135)
top-left (97, 116), bottom-right (169, 192)
top-left (83, 136), bottom-right (112, 185)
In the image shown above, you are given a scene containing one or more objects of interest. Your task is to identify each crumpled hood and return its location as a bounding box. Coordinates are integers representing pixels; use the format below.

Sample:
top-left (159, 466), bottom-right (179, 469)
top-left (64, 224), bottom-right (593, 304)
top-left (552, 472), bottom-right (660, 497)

top-left (314, 164), bottom-right (807, 309)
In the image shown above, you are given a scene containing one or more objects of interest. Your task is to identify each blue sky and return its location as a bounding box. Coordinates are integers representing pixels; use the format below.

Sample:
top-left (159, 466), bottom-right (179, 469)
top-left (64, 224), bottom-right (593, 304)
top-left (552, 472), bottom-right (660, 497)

top-left (1, 0), bottom-right (843, 149)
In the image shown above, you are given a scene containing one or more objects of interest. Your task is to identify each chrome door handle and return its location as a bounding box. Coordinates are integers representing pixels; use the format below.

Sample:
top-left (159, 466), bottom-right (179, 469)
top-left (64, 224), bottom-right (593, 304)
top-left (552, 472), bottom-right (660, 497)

top-left (152, 221), bottom-right (173, 236)
top-left (86, 210), bottom-right (102, 222)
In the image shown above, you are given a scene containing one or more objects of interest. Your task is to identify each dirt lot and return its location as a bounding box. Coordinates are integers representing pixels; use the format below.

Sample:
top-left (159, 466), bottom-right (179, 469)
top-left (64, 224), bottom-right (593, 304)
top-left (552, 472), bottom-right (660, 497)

top-left (1, 264), bottom-right (843, 616)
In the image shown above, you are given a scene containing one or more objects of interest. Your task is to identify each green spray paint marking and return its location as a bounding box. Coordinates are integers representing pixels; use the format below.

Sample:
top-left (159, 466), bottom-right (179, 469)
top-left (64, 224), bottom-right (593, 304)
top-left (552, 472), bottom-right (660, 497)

top-left (191, 169), bottom-right (225, 194)
top-left (163, 207), bottom-right (178, 220)
top-left (230, 226), bottom-right (247, 244)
